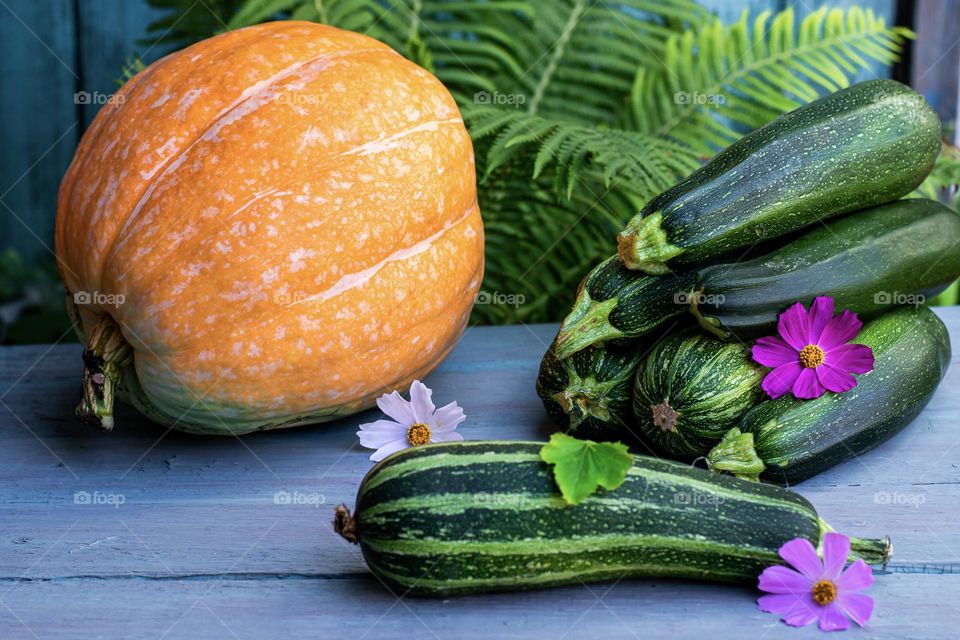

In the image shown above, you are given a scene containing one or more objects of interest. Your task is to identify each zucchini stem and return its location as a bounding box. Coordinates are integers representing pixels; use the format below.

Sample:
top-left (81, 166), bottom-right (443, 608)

top-left (819, 518), bottom-right (892, 568)
top-left (552, 375), bottom-right (615, 430)
top-left (688, 287), bottom-right (730, 339)
top-left (617, 212), bottom-right (684, 273)
top-left (554, 291), bottom-right (623, 359)
top-left (334, 504), bottom-right (359, 543)
top-left (76, 315), bottom-right (133, 431)
top-left (705, 428), bottom-right (765, 481)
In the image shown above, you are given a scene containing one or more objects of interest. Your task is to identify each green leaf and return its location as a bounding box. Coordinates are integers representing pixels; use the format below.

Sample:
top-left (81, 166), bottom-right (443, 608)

top-left (539, 433), bottom-right (632, 505)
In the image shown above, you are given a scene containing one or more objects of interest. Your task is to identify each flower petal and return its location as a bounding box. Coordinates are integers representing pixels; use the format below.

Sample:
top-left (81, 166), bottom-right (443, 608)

top-left (826, 343), bottom-right (875, 375)
top-left (357, 423), bottom-right (406, 448)
top-left (818, 309), bottom-right (863, 351)
top-left (778, 538), bottom-right (824, 580)
top-left (758, 565), bottom-right (812, 594)
top-left (815, 361), bottom-right (858, 394)
top-left (430, 402), bottom-right (466, 432)
top-left (821, 532), bottom-right (851, 581)
top-left (376, 391), bottom-right (415, 425)
top-left (369, 438), bottom-right (409, 462)
top-left (791, 367), bottom-right (826, 399)
top-left (762, 362), bottom-right (804, 399)
top-left (431, 430), bottom-right (464, 443)
top-left (839, 559), bottom-right (874, 592)
top-left (838, 592), bottom-right (874, 627)
top-left (778, 302), bottom-right (812, 350)
top-left (408, 380), bottom-right (435, 423)
top-left (757, 593), bottom-right (807, 615)
top-left (752, 336), bottom-right (799, 368)
top-left (358, 419), bottom-right (406, 432)
top-left (807, 297), bottom-right (836, 343)
top-left (779, 597), bottom-right (821, 628)
top-left (818, 602), bottom-right (851, 632)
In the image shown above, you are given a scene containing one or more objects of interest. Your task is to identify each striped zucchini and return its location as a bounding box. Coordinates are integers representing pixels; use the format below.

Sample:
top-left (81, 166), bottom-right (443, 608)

top-left (708, 306), bottom-right (951, 484)
top-left (536, 338), bottom-right (642, 440)
top-left (618, 79), bottom-right (941, 274)
top-left (633, 330), bottom-right (764, 458)
top-left (335, 441), bottom-right (891, 596)
top-left (556, 198), bottom-right (960, 357)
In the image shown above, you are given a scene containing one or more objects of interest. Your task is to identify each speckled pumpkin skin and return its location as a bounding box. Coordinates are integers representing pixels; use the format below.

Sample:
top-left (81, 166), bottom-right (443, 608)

top-left (55, 22), bottom-right (484, 434)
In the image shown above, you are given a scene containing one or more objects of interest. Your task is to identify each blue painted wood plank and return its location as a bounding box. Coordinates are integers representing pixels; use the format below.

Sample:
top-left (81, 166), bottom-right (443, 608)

top-left (0, 0), bottom-right (79, 261)
top-left (0, 308), bottom-right (958, 640)
top-left (0, 571), bottom-right (956, 638)
top-left (911, 0), bottom-right (960, 125)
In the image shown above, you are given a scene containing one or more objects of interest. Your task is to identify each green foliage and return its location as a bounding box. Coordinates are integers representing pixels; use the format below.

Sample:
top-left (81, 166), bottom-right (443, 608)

top-left (627, 7), bottom-right (913, 153)
top-left (137, 0), bottom-right (921, 325)
top-left (142, 0), bottom-right (248, 48)
top-left (539, 433), bottom-right (633, 505)
top-left (0, 250), bottom-right (74, 345)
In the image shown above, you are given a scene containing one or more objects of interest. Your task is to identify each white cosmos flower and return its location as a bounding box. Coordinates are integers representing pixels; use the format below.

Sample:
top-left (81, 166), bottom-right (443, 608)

top-left (357, 380), bottom-right (465, 461)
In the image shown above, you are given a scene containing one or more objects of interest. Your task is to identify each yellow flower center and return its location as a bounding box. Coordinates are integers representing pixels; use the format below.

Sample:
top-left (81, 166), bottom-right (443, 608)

top-left (406, 423), bottom-right (431, 446)
top-left (799, 344), bottom-right (825, 368)
top-left (811, 579), bottom-right (837, 606)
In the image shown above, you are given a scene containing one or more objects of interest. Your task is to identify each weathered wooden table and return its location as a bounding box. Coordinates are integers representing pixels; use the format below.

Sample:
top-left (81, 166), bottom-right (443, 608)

top-left (2, 310), bottom-right (958, 639)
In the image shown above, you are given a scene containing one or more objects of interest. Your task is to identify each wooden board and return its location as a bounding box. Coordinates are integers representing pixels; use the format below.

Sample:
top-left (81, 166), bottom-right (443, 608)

top-left (2, 309), bottom-right (960, 637)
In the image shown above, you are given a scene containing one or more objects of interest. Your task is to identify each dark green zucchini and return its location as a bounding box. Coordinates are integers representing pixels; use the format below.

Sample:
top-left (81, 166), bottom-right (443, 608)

top-left (707, 306), bottom-right (951, 484)
top-left (536, 338), bottom-right (642, 440)
top-left (618, 79), bottom-right (941, 273)
top-left (556, 198), bottom-right (960, 357)
top-left (692, 199), bottom-right (960, 340)
top-left (335, 441), bottom-right (892, 596)
top-left (633, 329), bottom-right (764, 458)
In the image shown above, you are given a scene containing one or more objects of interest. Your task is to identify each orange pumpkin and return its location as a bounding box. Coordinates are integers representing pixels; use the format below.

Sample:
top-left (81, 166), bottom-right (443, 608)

top-left (55, 22), bottom-right (483, 434)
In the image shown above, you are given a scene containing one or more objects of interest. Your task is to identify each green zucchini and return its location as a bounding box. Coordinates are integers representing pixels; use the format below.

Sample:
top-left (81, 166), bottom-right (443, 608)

top-left (618, 79), bottom-right (941, 273)
top-left (556, 198), bottom-right (960, 357)
top-left (335, 441), bottom-right (891, 596)
top-left (633, 330), bottom-right (764, 458)
top-left (708, 306), bottom-right (951, 485)
top-left (536, 339), bottom-right (642, 440)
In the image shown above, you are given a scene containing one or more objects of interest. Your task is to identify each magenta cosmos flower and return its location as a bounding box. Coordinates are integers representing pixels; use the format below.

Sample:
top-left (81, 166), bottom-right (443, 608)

top-left (357, 381), bottom-right (465, 461)
top-left (752, 297), bottom-right (874, 400)
top-left (758, 533), bottom-right (875, 631)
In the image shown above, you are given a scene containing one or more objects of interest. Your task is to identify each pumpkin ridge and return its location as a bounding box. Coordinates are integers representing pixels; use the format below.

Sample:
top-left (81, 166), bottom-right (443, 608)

top-left (102, 45), bottom-right (397, 287)
top-left (285, 200), bottom-right (478, 310)
top-left (59, 22), bottom-right (309, 292)
top-left (109, 117), bottom-right (465, 293)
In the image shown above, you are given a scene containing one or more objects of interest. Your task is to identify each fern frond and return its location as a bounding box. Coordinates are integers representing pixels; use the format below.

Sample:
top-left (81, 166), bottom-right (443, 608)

top-left (466, 106), bottom-right (700, 200)
top-left (142, 0), bottom-right (248, 48)
top-left (626, 7), bottom-right (913, 152)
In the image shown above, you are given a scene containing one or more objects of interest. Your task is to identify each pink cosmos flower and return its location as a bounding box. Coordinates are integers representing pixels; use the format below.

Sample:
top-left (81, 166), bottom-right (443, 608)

top-left (752, 297), bottom-right (874, 400)
top-left (357, 381), bottom-right (465, 461)
top-left (758, 533), bottom-right (875, 632)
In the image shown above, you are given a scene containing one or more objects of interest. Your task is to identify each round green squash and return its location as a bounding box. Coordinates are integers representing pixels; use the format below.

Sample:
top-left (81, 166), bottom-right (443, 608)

top-left (633, 329), bottom-right (765, 458)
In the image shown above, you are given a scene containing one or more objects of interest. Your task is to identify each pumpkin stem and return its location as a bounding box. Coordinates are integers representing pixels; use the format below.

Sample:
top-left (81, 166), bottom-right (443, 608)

top-left (334, 504), bottom-right (359, 544)
top-left (76, 315), bottom-right (133, 431)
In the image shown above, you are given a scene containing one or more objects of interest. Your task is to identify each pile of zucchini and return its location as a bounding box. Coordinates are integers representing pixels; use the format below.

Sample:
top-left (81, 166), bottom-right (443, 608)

top-left (538, 79), bottom-right (958, 484)
top-left (339, 80), bottom-right (952, 597)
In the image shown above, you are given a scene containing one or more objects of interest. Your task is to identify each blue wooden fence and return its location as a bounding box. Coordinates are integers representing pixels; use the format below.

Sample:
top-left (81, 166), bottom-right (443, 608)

top-left (0, 0), bottom-right (956, 264)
